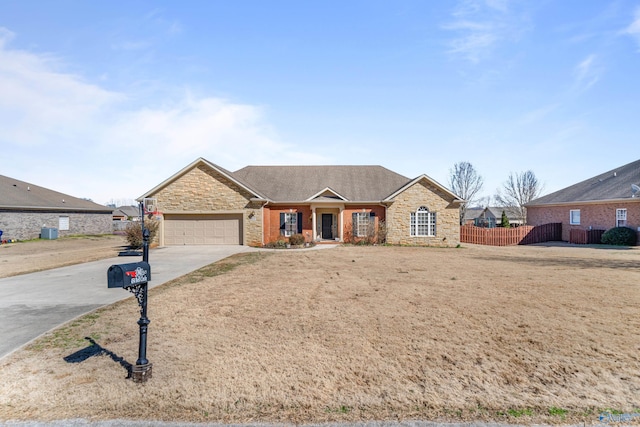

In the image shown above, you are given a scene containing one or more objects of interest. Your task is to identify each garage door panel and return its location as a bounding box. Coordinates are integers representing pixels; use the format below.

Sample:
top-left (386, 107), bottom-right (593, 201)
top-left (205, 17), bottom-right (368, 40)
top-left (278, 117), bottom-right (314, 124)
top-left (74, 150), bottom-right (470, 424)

top-left (164, 214), bottom-right (242, 245)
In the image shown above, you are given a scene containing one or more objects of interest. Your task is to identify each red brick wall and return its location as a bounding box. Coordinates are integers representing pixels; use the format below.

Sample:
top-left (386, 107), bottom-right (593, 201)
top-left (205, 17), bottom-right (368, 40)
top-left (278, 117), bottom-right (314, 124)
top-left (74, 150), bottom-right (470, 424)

top-left (343, 205), bottom-right (386, 242)
top-left (263, 205), bottom-right (313, 244)
top-left (527, 202), bottom-right (640, 242)
top-left (263, 205), bottom-right (386, 244)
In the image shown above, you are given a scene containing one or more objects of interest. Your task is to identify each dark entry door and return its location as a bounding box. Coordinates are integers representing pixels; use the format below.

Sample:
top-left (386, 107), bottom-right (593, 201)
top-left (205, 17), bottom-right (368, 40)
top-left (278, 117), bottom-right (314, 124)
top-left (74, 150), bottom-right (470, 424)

top-left (321, 214), bottom-right (333, 239)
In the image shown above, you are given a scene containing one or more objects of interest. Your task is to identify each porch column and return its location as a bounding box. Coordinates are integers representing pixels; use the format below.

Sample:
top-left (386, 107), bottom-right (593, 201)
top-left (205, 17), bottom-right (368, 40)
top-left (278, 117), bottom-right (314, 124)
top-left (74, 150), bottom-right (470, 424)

top-left (339, 207), bottom-right (344, 242)
top-left (312, 207), bottom-right (317, 241)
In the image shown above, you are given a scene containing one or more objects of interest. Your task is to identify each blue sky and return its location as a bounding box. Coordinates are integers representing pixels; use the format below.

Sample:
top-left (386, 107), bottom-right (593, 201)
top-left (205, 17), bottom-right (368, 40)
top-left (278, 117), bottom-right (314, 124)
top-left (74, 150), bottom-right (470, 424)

top-left (1, 0), bottom-right (639, 205)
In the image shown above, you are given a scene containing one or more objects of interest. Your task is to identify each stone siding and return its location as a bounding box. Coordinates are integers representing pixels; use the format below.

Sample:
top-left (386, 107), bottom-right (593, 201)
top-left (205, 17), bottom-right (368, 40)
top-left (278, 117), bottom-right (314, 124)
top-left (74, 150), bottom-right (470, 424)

top-left (151, 164), bottom-right (263, 246)
top-left (528, 201), bottom-right (640, 243)
top-left (0, 211), bottom-right (113, 241)
top-left (386, 180), bottom-right (460, 246)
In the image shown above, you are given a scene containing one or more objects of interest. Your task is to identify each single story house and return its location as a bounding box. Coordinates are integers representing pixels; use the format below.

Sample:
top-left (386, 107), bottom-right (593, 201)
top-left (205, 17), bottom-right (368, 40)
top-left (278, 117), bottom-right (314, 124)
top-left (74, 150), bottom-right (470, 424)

top-left (0, 174), bottom-right (114, 241)
top-left (468, 206), bottom-right (524, 228)
top-left (138, 158), bottom-right (463, 247)
top-left (526, 159), bottom-right (640, 242)
top-left (113, 205), bottom-right (141, 222)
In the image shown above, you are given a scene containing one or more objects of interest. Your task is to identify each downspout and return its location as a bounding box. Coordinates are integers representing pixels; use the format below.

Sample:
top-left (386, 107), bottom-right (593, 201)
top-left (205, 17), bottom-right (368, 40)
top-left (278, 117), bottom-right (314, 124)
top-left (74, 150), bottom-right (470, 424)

top-left (262, 201), bottom-right (269, 247)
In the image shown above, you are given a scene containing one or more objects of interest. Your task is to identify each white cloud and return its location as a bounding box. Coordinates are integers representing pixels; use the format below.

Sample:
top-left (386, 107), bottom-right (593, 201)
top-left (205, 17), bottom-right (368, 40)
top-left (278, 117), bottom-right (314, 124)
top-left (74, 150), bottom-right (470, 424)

top-left (443, 0), bottom-right (529, 63)
top-left (0, 30), bottom-right (327, 204)
top-left (573, 54), bottom-right (600, 91)
top-left (0, 35), bottom-right (122, 147)
top-left (0, 27), bottom-right (15, 48)
top-left (623, 6), bottom-right (640, 50)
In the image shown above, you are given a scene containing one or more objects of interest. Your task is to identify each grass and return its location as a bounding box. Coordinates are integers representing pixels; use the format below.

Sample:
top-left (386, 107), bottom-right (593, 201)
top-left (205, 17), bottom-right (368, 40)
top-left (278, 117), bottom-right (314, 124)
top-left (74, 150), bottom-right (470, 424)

top-left (548, 406), bottom-right (568, 418)
top-left (0, 244), bottom-right (638, 424)
top-left (27, 313), bottom-right (103, 351)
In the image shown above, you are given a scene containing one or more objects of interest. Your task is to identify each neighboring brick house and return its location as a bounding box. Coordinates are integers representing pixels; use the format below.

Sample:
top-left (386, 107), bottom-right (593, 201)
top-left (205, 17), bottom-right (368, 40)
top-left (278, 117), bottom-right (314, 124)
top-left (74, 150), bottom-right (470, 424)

top-left (526, 159), bottom-right (640, 243)
top-left (0, 174), bottom-right (114, 241)
top-left (139, 158), bottom-right (463, 247)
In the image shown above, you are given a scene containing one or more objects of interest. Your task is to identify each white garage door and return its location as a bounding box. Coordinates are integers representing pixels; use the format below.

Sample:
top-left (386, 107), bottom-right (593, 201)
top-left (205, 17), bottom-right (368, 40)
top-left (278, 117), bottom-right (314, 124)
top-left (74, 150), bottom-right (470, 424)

top-left (164, 214), bottom-right (242, 245)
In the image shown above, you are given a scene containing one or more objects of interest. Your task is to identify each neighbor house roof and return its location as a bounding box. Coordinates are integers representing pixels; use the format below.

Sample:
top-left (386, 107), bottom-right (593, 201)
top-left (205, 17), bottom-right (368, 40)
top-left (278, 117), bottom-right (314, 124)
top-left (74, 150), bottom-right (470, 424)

top-left (484, 206), bottom-right (523, 221)
top-left (527, 159), bottom-right (640, 206)
top-left (0, 174), bottom-right (112, 212)
top-left (233, 165), bottom-right (412, 202)
top-left (113, 205), bottom-right (141, 218)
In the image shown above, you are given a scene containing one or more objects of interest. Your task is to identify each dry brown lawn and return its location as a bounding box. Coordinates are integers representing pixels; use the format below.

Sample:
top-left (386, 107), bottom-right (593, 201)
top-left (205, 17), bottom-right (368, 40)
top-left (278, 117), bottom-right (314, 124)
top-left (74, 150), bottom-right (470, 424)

top-left (0, 243), bottom-right (639, 425)
top-left (0, 235), bottom-right (126, 278)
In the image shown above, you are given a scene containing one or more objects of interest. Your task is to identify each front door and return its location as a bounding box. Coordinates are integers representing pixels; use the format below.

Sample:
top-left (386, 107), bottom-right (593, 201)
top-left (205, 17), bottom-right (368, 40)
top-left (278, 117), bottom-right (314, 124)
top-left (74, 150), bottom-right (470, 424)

top-left (321, 214), bottom-right (333, 239)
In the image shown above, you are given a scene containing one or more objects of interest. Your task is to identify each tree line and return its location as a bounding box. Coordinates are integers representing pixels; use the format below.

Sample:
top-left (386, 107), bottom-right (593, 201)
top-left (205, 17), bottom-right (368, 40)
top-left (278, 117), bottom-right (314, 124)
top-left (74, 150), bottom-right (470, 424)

top-left (449, 161), bottom-right (543, 226)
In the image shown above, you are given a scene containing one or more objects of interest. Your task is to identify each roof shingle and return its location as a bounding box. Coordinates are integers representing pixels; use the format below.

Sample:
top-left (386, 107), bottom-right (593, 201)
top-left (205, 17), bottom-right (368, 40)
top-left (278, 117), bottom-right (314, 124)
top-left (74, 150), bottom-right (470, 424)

top-left (527, 159), bottom-right (640, 206)
top-left (232, 165), bottom-right (411, 202)
top-left (0, 174), bottom-right (111, 211)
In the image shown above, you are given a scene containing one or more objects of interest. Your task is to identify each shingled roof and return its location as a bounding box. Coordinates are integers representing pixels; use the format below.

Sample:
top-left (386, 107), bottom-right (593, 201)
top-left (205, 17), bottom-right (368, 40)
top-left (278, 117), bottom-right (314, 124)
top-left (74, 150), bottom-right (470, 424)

top-left (232, 165), bottom-right (411, 202)
top-left (0, 174), bottom-right (112, 212)
top-left (527, 159), bottom-right (640, 206)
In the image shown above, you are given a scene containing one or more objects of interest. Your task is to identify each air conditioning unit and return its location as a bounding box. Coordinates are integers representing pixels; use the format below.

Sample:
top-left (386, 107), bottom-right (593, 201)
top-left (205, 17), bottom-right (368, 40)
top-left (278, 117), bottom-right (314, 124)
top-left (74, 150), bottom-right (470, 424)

top-left (41, 228), bottom-right (58, 240)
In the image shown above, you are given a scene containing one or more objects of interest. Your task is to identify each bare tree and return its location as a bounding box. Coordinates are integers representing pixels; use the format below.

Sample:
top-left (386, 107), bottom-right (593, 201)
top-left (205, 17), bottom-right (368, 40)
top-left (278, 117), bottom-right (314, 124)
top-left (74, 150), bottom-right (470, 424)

top-left (449, 161), bottom-right (484, 225)
top-left (495, 170), bottom-right (543, 224)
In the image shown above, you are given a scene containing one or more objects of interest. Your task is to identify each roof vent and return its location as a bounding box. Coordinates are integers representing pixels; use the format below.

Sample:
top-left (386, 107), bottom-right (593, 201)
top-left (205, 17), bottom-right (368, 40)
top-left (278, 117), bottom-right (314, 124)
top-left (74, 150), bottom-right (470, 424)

top-left (632, 184), bottom-right (640, 198)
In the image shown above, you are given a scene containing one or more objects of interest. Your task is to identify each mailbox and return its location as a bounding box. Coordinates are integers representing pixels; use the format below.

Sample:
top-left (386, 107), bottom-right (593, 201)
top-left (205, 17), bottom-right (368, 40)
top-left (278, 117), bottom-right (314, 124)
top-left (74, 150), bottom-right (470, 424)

top-left (108, 262), bottom-right (151, 288)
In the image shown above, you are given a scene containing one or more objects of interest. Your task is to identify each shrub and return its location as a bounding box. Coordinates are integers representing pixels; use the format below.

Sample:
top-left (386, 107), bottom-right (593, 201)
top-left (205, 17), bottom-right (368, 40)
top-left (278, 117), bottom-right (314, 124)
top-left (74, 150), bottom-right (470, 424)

top-left (125, 219), bottom-right (159, 248)
top-left (601, 226), bottom-right (637, 246)
top-left (264, 238), bottom-right (287, 249)
top-left (289, 233), bottom-right (306, 246)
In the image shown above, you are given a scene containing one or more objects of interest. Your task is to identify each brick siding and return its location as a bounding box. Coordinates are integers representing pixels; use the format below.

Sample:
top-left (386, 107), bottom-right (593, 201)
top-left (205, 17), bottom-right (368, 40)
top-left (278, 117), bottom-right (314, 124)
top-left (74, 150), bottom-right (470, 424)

top-left (0, 211), bottom-right (112, 241)
top-left (527, 201), bottom-right (640, 243)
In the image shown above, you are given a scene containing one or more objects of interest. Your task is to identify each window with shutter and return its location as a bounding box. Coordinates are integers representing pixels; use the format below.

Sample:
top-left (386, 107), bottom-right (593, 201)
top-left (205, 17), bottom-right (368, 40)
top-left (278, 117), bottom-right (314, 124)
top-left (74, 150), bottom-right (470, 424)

top-left (281, 212), bottom-right (298, 237)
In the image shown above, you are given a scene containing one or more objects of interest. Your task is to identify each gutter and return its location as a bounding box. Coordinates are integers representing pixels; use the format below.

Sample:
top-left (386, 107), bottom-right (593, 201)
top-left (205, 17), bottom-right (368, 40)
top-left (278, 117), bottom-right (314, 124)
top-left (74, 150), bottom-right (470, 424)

top-left (525, 197), bottom-right (640, 208)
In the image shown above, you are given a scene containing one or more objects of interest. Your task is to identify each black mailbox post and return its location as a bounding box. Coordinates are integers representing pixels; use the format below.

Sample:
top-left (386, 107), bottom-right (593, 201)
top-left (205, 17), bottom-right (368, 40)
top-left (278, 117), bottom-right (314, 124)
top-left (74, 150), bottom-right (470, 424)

top-left (107, 202), bottom-right (153, 382)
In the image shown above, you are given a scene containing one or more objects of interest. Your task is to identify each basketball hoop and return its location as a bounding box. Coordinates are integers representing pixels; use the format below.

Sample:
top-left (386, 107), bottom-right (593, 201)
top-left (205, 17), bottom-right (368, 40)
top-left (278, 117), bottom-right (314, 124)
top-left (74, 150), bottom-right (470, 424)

top-left (143, 198), bottom-right (157, 215)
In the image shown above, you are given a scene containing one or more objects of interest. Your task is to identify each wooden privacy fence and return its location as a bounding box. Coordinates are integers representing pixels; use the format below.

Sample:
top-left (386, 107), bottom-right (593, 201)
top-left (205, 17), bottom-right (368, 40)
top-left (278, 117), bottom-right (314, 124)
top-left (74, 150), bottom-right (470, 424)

top-left (569, 228), bottom-right (605, 245)
top-left (460, 223), bottom-right (562, 246)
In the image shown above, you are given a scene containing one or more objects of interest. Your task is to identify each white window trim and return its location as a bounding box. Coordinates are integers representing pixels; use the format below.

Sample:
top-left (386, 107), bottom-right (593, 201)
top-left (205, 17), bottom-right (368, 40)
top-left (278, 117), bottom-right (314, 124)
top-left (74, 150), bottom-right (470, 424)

top-left (354, 212), bottom-right (370, 237)
top-left (410, 206), bottom-right (436, 237)
top-left (283, 212), bottom-right (297, 237)
top-left (569, 209), bottom-right (580, 225)
top-left (59, 216), bottom-right (70, 231)
top-left (616, 208), bottom-right (627, 227)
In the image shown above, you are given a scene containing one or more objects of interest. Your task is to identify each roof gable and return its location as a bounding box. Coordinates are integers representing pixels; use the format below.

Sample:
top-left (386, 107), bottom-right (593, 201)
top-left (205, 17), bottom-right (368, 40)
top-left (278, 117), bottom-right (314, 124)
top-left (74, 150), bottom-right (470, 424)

top-left (0, 174), bottom-right (111, 211)
top-left (528, 158), bottom-right (640, 206)
top-left (139, 158), bottom-right (266, 201)
top-left (306, 187), bottom-right (348, 201)
top-left (384, 174), bottom-right (463, 203)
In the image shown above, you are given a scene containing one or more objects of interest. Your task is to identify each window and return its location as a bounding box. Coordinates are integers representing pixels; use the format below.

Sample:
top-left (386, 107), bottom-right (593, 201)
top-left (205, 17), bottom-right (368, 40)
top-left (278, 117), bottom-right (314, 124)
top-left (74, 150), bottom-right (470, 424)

top-left (616, 209), bottom-right (627, 227)
top-left (569, 210), bottom-right (580, 225)
top-left (59, 216), bottom-right (70, 231)
top-left (282, 212), bottom-right (297, 237)
top-left (410, 206), bottom-right (436, 237)
top-left (280, 212), bottom-right (302, 237)
top-left (354, 212), bottom-right (370, 237)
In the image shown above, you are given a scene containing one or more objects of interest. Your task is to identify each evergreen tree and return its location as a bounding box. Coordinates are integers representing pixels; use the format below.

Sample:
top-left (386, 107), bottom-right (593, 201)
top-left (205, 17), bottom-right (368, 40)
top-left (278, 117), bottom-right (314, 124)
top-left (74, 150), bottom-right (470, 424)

top-left (500, 210), bottom-right (511, 228)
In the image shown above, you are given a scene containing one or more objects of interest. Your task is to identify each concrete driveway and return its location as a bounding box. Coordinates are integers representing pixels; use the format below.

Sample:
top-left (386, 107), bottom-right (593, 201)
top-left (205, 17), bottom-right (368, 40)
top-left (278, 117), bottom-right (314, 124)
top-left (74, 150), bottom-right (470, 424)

top-left (0, 245), bottom-right (251, 360)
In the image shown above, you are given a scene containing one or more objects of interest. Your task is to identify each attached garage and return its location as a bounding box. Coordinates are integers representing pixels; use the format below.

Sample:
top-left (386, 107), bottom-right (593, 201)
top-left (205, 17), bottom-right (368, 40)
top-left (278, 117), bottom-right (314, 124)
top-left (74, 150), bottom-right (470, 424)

top-left (163, 214), bottom-right (242, 245)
